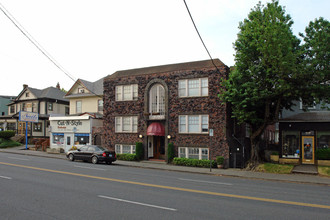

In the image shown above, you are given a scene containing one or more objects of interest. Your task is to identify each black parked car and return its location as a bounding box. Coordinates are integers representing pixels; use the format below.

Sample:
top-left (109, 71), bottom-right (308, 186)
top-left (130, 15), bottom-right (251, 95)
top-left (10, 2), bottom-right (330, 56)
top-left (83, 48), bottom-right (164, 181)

top-left (66, 145), bottom-right (116, 164)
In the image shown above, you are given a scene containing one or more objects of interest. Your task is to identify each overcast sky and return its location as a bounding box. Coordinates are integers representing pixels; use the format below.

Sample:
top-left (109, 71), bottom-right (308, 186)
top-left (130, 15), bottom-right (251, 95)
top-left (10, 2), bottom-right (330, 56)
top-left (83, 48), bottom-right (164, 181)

top-left (0, 0), bottom-right (329, 96)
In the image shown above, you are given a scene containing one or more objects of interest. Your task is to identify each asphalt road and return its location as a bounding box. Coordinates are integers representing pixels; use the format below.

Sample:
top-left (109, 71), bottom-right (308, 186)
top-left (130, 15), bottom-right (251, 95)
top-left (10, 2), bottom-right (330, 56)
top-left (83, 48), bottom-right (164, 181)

top-left (0, 152), bottom-right (329, 220)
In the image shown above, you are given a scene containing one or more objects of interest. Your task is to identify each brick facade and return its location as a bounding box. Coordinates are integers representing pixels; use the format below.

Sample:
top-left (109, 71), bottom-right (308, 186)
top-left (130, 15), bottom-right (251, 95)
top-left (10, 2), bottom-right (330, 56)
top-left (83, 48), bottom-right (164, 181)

top-left (103, 59), bottom-right (232, 162)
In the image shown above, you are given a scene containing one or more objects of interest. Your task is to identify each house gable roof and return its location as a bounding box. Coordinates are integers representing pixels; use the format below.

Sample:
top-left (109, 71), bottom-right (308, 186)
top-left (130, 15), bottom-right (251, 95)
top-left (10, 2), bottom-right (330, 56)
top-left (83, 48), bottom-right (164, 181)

top-left (65, 78), bottom-right (104, 98)
top-left (13, 86), bottom-right (68, 103)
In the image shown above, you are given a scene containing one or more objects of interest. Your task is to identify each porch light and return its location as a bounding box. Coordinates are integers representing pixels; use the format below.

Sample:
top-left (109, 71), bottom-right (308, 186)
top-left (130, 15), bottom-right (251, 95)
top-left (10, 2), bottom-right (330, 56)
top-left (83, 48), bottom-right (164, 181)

top-left (167, 135), bottom-right (171, 139)
top-left (139, 134), bottom-right (143, 139)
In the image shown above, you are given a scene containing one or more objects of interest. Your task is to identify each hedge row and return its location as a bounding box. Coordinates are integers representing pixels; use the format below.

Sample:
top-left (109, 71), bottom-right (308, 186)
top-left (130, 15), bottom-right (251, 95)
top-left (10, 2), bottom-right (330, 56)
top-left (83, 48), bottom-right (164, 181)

top-left (316, 148), bottom-right (330, 160)
top-left (117, 153), bottom-right (138, 161)
top-left (173, 157), bottom-right (217, 168)
top-left (0, 130), bottom-right (15, 140)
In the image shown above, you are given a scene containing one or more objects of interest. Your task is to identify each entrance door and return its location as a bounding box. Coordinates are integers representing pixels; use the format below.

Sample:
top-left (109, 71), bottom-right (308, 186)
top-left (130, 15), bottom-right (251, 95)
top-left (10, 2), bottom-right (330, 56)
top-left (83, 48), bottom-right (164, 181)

top-left (64, 134), bottom-right (74, 152)
top-left (302, 136), bottom-right (314, 164)
top-left (153, 136), bottom-right (165, 159)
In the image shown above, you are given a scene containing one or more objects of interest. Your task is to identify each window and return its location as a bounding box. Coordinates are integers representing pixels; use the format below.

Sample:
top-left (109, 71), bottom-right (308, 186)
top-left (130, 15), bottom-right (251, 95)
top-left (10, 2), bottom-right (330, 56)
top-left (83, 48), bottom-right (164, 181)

top-left (178, 78), bottom-right (208, 97)
top-left (179, 147), bottom-right (209, 160)
top-left (98, 99), bottom-right (103, 112)
top-left (26, 92), bottom-right (29, 97)
top-left (33, 123), bottom-right (42, 132)
top-left (65, 107), bottom-right (69, 115)
top-left (22, 103), bottom-right (26, 111)
top-left (116, 84), bottom-right (138, 101)
top-left (76, 101), bottom-right (82, 113)
top-left (317, 131), bottom-right (330, 149)
top-left (78, 88), bottom-right (85, 94)
top-left (10, 105), bottom-right (15, 114)
top-left (149, 84), bottom-right (165, 118)
top-left (48, 103), bottom-right (53, 111)
top-left (115, 116), bottom-right (138, 133)
top-left (115, 144), bottom-right (136, 154)
top-left (179, 115), bottom-right (208, 133)
top-left (282, 131), bottom-right (300, 158)
top-left (32, 103), bottom-right (37, 113)
top-left (74, 133), bottom-right (89, 145)
top-left (53, 133), bottom-right (64, 144)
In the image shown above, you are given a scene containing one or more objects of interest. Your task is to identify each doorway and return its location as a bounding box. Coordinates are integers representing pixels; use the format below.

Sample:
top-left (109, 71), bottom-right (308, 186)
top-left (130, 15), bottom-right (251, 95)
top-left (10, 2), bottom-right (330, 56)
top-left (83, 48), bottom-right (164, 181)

top-left (302, 136), bottom-right (314, 164)
top-left (64, 134), bottom-right (74, 152)
top-left (148, 136), bottom-right (165, 159)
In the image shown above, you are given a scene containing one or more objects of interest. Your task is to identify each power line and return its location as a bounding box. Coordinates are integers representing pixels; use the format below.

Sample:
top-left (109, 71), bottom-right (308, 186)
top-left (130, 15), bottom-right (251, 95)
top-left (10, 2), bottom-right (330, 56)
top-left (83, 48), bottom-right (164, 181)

top-left (0, 2), bottom-right (77, 82)
top-left (183, 0), bottom-right (220, 72)
top-left (0, 3), bottom-right (103, 99)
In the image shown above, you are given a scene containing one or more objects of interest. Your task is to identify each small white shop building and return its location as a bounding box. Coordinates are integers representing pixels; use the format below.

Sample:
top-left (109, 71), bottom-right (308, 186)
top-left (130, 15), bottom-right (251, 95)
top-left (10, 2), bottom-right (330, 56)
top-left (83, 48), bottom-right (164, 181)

top-left (49, 115), bottom-right (102, 152)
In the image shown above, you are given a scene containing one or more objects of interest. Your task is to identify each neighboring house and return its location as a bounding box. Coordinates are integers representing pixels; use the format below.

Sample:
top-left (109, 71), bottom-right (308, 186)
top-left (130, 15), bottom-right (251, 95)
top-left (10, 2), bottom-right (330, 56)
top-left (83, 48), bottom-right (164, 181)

top-left (49, 78), bottom-right (104, 152)
top-left (279, 100), bottom-right (330, 165)
top-left (103, 59), bottom-right (248, 167)
top-left (0, 84), bottom-right (69, 139)
top-left (0, 95), bottom-right (15, 130)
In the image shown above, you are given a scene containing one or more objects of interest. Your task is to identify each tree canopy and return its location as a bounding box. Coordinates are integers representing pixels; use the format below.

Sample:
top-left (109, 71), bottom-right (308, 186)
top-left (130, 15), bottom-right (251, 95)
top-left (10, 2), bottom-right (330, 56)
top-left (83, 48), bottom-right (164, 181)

top-left (299, 17), bottom-right (330, 105)
top-left (220, 0), bottom-right (303, 163)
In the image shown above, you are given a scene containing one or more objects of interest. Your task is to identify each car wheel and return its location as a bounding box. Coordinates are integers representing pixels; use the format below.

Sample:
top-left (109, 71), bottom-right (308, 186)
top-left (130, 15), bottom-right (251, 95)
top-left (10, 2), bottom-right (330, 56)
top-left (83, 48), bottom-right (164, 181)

top-left (106, 161), bottom-right (112, 165)
top-left (68, 154), bottom-right (74, 161)
top-left (92, 156), bottom-right (98, 164)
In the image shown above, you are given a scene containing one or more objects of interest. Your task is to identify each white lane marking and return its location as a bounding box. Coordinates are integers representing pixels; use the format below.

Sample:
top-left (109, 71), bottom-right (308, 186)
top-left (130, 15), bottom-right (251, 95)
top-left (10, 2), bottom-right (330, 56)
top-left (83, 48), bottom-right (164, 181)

top-left (0, 175), bottom-right (12, 180)
top-left (98, 195), bottom-right (177, 211)
top-left (8, 157), bottom-right (29, 161)
top-left (179, 178), bottom-right (233, 186)
top-left (74, 165), bottom-right (106, 171)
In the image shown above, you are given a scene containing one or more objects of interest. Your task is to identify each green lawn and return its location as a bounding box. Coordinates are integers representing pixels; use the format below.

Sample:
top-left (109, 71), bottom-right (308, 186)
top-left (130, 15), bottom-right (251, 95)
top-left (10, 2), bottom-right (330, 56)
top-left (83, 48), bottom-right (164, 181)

top-left (256, 163), bottom-right (294, 174)
top-left (318, 166), bottom-right (330, 177)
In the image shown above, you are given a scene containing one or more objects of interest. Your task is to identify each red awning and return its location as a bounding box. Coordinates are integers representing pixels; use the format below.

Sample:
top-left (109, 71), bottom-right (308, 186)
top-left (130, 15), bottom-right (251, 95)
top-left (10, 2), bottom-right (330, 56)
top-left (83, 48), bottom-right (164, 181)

top-left (147, 122), bottom-right (165, 136)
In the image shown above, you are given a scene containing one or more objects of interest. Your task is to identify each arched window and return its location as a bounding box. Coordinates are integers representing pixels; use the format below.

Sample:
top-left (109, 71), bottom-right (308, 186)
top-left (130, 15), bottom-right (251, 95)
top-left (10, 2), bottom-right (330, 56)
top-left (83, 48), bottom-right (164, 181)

top-left (149, 84), bottom-right (165, 119)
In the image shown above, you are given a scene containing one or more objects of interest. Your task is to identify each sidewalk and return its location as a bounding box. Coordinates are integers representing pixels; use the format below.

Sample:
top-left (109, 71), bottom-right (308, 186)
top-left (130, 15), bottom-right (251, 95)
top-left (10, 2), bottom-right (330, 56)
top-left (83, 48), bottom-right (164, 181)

top-left (1, 146), bottom-right (329, 185)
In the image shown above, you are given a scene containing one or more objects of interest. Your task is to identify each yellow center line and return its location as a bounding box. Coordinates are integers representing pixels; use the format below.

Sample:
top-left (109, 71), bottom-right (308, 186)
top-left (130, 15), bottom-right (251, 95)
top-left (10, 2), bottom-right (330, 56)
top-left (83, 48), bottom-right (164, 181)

top-left (1, 161), bottom-right (330, 210)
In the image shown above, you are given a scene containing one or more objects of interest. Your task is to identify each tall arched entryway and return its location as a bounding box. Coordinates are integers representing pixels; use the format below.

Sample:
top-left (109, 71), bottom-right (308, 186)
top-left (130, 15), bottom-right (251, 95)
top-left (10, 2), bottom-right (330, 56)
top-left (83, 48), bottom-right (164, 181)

top-left (144, 81), bottom-right (168, 161)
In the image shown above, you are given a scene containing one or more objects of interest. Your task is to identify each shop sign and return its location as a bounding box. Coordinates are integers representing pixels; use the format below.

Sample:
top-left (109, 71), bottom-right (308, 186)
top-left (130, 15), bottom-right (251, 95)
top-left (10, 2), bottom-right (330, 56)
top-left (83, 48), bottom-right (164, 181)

top-left (19, 111), bottom-right (38, 123)
top-left (57, 120), bottom-right (83, 126)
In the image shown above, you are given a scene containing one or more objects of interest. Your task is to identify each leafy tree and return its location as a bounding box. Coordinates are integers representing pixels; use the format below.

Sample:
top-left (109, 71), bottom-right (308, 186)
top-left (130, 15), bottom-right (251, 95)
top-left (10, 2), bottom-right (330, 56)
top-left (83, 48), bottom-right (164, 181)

top-left (299, 17), bottom-right (330, 105)
top-left (220, 0), bottom-right (301, 165)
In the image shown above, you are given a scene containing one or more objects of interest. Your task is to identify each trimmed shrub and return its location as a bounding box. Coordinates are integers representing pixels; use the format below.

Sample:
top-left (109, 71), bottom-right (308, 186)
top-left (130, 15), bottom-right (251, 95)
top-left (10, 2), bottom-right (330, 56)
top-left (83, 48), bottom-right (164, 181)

top-left (316, 148), bottom-right (330, 160)
top-left (135, 142), bottom-right (144, 160)
top-left (167, 143), bottom-right (175, 163)
top-left (173, 157), bottom-right (216, 168)
top-left (216, 156), bottom-right (224, 165)
top-left (0, 130), bottom-right (15, 140)
top-left (117, 153), bottom-right (138, 161)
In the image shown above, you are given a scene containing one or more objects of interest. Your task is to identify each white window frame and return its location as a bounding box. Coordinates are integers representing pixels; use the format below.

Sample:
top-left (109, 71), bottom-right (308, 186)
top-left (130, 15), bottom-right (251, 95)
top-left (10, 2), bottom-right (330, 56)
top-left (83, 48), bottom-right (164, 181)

top-left (115, 116), bottom-right (138, 133)
top-left (179, 115), bottom-right (209, 134)
top-left (116, 84), bottom-right (138, 101)
top-left (115, 144), bottom-right (136, 154)
top-left (178, 147), bottom-right (209, 160)
top-left (98, 99), bottom-right (103, 112)
top-left (76, 101), bottom-right (82, 113)
top-left (178, 78), bottom-right (208, 97)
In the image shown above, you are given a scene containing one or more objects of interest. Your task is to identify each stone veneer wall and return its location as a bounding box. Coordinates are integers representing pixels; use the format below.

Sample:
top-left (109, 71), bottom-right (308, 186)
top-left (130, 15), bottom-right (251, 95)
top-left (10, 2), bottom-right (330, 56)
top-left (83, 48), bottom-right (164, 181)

top-left (103, 65), bottom-right (230, 160)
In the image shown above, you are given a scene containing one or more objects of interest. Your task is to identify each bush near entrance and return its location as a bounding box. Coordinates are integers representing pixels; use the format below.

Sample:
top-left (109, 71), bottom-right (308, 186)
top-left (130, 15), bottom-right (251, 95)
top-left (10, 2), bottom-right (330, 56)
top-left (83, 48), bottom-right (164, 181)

top-left (173, 157), bottom-right (216, 168)
top-left (135, 142), bottom-right (144, 160)
top-left (167, 143), bottom-right (175, 163)
top-left (0, 138), bottom-right (21, 148)
top-left (316, 149), bottom-right (330, 160)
